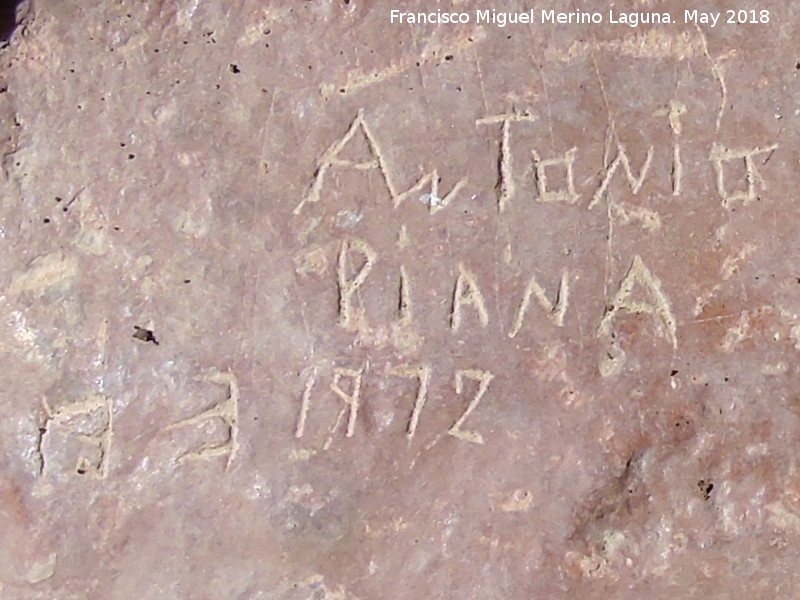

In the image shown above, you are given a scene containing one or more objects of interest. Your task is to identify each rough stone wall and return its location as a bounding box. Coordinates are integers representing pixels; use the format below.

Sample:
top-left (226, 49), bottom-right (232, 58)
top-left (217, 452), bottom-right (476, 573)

top-left (1, 1), bottom-right (799, 598)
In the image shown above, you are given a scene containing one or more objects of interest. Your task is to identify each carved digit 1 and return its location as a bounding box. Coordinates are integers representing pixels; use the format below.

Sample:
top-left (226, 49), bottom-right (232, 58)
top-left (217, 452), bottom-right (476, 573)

top-left (597, 255), bottom-right (677, 348)
top-left (295, 369), bottom-right (317, 439)
top-left (449, 369), bottom-right (494, 445)
top-left (397, 265), bottom-right (412, 325)
top-left (40, 395), bottom-right (113, 479)
top-left (293, 109), bottom-right (395, 215)
top-left (389, 365), bottom-right (431, 439)
top-left (531, 148), bottom-right (579, 204)
top-left (669, 100), bottom-right (686, 196)
top-left (337, 238), bottom-right (376, 330)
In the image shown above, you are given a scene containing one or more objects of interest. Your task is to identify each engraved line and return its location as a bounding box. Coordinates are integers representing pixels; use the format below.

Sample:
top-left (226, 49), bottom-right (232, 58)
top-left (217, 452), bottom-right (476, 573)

top-left (449, 369), bottom-right (494, 445)
top-left (337, 238), bottom-right (377, 329)
top-left (451, 263), bottom-right (489, 332)
top-left (295, 369), bottom-right (317, 439)
top-left (390, 365), bottom-right (431, 439)
top-left (330, 367), bottom-right (363, 438)
top-left (509, 270), bottom-right (570, 338)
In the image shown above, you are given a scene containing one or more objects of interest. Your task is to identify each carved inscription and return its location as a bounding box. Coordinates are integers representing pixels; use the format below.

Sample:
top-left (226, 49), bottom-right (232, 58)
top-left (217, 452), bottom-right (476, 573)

top-left (709, 143), bottom-right (779, 207)
top-left (295, 110), bottom-right (467, 216)
top-left (598, 255), bottom-right (678, 348)
top-left (294, 110), bottom-right (394, 215)
top-left (295, 369), bottom-right (317, 439)
top-left (296, 107), bottom-right (779, 229)
top-left (397, 265), bottom-right (412, 325)
top-left (337, 238), bottom-right (376, 330)
top-left (394, 170), bottom-right (467, 214)
top-left (166, 371), bottom-right (240, 470)
top-left (40, 395), bottom-right (113, 479)
top-left (295, 365), bottom-right (494, 447)
top-left (449, 369), bottom-right (494, 445)
top-left (389, 365), bottom-right (431, 439)
top-left (451, 263), bottom-right (490, 332)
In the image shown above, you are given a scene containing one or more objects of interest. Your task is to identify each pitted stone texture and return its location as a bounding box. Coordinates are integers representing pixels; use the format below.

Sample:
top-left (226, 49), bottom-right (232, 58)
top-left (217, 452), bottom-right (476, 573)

top-left (1, 1), bottom-right (799, 599)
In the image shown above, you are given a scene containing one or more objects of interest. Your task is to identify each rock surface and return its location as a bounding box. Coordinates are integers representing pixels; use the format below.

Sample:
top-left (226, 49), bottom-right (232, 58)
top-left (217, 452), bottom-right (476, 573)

top-left (1, 1), bottom-right (799, 598)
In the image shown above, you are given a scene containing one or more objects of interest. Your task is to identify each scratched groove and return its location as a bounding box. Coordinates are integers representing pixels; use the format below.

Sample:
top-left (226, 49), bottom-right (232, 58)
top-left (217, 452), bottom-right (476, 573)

top-left (0, 1), bottom-right (798, 599)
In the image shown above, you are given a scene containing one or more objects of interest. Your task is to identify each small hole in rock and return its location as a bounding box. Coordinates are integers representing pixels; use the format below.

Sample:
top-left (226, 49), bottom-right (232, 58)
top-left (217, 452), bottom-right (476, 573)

top-left (133, 325), bottom-right (159, 346)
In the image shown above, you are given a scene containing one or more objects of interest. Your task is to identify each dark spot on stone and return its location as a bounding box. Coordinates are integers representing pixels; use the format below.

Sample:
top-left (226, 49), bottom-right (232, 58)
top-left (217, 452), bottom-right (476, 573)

top-left (133, 326), bottom-right (159, 346)
top-left (183, 279), bottom-right (191, 284)
top-left (0, 1), bottom-right (21, 43)
top-left (229, 64), bottom-right (241, 74)
top-left (55, 196), bottom-right (62, 202)
top-left (42, 217), bottom-right (50, 224)
top-left (444, 55), bottom-right (453, 61)
top-left (670, 369), bottom-right (678, 376)
top-left (698, 479), bottom-right (714, 500)
top-left (128, 154), bottom-right (135, 159)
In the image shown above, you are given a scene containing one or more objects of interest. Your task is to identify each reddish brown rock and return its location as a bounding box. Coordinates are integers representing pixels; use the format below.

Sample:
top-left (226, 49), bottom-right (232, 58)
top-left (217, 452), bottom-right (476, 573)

top-left (1, 1), bottom-right (799, 598)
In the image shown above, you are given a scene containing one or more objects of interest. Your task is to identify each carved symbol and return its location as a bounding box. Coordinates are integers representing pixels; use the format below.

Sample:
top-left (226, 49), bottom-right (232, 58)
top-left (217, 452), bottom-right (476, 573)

top-left (509, 270), bottom-right (570, 338)
top-left (476, 110), bottom-right (537, 212)
top-left (597, 255), bottom-right (677, 348)
top-left (451, 263), bottom-right (489, 332)
top-left (295, 110), bottom-right (465, 216)
top-left (294, 110), bottom-right (394, 215)
top-left (393, 169), bottom-right (467, 214)
top-left (449, 369), bottom-right (494, 444)
top-left (589, 141), bottom-right (654, 209)
top-left (609, 200), bottom-right (662, 231)
top-left (166, 371), bottom-right (240, 470)
top-left (39, 395), bottom-right (113, 479)
top-left (709, 143), bottom-right (779, 208)
top-left (397, 265), bottom-right (412, 325)
top-left (337, 238), bottom-right (377, 330)
top-left (655, 99), bottom-right (687, 196)
top-left (532, 147), bottom-right (580, 204)
top-left (295, 369), bottom-right (317, 439)
top-left (324, 367), bottom-right (364, 449)
top-left (389, 365), bottom-right (431, 439)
